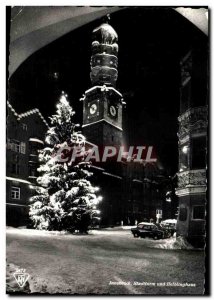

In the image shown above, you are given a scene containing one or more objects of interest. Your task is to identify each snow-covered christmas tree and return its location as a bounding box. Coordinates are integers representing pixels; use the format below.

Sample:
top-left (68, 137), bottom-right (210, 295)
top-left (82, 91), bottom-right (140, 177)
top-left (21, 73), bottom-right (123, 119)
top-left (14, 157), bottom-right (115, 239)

top-left (29, 92), bottom-right (102, 233)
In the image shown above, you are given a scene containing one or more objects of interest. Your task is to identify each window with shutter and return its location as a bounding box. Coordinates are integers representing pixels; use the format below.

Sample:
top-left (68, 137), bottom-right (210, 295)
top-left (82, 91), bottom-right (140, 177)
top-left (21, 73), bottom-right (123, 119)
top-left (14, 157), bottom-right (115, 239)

top-left (10, 140), bottom-right (20, 152)
top-left (20, 142), bottom-right (26, 154)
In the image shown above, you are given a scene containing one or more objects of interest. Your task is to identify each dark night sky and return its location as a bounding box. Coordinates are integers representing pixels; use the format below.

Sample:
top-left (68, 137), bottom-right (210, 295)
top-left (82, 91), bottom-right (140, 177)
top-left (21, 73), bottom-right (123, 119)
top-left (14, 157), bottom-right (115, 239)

top-left (8, 7), bottom-right (208, 175)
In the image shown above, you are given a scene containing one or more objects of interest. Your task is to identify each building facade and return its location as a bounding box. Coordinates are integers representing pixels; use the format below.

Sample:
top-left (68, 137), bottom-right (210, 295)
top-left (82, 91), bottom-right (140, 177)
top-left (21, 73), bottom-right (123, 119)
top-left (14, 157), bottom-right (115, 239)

top-left (176, 49), bottom-right (208, 247)
top-left (6, 101), bottom-right (48, 226)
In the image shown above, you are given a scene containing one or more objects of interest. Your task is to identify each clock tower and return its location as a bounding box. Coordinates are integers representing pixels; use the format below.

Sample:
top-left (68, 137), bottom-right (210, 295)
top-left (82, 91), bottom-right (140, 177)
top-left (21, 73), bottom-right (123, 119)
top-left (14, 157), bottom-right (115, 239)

top-left (82, 21), bottom-right (124, 147)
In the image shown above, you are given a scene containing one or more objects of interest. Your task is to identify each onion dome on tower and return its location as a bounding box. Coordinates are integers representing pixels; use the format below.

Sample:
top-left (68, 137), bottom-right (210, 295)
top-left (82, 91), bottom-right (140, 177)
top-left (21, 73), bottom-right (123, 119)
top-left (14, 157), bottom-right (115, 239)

top-left (90, 22), bottom-right (119, 87)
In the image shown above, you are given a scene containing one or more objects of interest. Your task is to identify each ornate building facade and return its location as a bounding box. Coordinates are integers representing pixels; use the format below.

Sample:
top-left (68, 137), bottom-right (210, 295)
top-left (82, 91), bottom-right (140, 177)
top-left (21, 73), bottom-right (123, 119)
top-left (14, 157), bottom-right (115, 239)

top-left (176, 50), bottom-right (208, 246)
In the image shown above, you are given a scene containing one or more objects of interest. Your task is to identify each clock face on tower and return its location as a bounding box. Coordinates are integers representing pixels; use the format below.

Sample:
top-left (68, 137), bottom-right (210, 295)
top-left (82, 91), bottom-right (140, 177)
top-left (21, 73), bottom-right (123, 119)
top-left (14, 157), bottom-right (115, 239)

top-left (89, 103), bottom-right (98, 115)
top-left (108, 104), bottom-right (118, 119)
top-left (87, 100), bottom-right (100, 119)
top-left (110, 105), bottom-right (117, 116)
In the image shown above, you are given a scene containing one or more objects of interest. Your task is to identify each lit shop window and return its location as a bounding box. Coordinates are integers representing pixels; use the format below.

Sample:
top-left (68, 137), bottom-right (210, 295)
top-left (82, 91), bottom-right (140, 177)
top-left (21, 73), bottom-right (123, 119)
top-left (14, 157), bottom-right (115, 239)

top-left (11, 187), bottom-right (20, 200)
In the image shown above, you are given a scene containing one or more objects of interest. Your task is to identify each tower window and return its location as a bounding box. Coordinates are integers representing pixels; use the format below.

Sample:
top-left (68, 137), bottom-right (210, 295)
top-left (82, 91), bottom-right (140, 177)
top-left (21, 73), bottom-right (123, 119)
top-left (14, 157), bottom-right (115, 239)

top-left (112, 136), bottom-right (114, 142)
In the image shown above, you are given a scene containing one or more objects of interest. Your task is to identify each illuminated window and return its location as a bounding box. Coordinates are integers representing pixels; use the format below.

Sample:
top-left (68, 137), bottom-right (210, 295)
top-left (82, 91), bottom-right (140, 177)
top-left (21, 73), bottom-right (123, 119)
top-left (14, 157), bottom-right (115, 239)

top-left (20, 142), bottom-right (26, 154)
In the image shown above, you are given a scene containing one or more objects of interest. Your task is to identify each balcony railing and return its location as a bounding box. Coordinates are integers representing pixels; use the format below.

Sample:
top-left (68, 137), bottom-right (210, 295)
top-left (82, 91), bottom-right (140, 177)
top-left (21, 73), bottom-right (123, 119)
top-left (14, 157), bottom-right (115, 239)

top-left (178, 106), bottom-right (208, 140)
top-left (177, 169), bottom-right (206, 188)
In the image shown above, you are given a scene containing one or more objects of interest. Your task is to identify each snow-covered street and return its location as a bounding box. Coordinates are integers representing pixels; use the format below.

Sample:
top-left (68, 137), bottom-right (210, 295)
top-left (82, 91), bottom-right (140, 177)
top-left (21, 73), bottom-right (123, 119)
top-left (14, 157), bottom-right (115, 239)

top-left (6, 227), bottom-right (205, 295)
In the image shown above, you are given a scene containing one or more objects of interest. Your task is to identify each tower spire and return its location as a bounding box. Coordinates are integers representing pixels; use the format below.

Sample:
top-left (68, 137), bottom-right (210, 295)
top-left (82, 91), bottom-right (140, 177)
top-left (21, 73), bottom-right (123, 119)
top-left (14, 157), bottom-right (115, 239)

top-left (90, 20), bottom-right (118, 87)
top-left (82, 20), bottom-right (123, 148)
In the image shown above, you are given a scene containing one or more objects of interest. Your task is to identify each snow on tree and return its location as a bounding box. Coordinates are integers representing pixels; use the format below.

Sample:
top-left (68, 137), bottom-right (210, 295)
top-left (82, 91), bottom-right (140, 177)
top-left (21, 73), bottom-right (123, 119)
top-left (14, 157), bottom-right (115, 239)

top-left (29, 92), bottom-right (102, 232)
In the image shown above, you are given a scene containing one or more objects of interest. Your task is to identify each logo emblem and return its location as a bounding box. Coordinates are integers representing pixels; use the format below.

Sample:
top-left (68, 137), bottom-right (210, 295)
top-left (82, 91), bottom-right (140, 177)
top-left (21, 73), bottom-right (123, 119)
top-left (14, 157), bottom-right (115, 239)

top-left (13, 269), bottom-right (30, 288)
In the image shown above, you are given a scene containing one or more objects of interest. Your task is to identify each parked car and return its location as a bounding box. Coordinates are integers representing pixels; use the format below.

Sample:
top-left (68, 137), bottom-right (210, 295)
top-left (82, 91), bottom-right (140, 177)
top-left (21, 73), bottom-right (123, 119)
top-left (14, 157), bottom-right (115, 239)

top-left (155, 223), bottom-right (172, 238)
top-left (131, 222), bottom-right (171, 240)
top-left (160, 219), bottom-right (177, 236)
